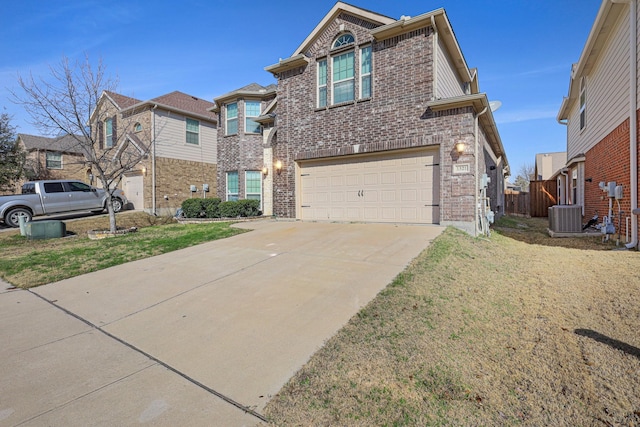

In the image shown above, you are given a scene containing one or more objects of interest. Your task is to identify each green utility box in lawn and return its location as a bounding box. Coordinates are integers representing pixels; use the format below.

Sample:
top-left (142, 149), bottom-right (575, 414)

top-left (24, 220), bottom-right (66, 240)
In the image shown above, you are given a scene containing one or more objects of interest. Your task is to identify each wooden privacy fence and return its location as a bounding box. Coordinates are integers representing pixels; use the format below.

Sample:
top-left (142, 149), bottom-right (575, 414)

top-left (504, 180), bottom-right (558, 217)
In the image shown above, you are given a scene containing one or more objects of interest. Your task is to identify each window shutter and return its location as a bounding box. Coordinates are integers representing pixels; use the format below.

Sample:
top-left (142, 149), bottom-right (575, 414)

top-left (98, 121), bottom-right (104, 150)
top-left (112, 116), bottom-right (118, 147)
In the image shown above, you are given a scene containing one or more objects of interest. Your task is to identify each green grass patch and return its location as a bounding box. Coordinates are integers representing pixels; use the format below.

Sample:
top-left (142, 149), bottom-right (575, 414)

top-left (0, 221), bottom-right (246, 288)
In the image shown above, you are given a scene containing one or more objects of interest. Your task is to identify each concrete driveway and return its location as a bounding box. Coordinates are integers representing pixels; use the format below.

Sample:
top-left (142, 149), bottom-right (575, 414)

top-left (0, 220), bottom-right (443, 426)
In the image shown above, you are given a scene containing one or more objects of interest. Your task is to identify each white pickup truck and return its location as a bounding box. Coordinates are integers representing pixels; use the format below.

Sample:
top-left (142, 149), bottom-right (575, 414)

top-left (0, 180), bottom-right (127, 227)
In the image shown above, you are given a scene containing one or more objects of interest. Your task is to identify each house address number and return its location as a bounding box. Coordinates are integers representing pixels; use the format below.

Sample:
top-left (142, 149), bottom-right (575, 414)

top-left (453, 163), bottom-right (470, 174)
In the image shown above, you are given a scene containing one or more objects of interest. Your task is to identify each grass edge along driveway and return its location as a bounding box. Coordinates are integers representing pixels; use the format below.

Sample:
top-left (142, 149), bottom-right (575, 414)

top-left (0, 217), bottom-right (247, 288)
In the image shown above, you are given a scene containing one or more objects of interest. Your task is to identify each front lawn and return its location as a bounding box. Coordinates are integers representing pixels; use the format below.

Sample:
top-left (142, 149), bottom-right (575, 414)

top-left (0, 212), bottom-right (247, 288)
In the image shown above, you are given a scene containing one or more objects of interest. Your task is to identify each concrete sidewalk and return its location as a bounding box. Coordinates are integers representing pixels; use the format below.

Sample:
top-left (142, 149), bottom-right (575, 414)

top-left (1, 220), bottom-right (443, 426)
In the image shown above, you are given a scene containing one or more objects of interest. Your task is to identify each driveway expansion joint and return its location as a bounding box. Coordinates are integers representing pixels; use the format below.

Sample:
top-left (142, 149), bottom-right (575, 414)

top-left (28, 289), bottom-right (268, 423)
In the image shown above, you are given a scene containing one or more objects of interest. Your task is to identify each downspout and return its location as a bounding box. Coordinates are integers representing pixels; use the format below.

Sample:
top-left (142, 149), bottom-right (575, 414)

top-left (560, 168), bottom-right (569, 205)
top-left (628, 0), bottom-right (638, 249)
top-left (614, 0), bottom-right (639, 248)
top-left (431, 16), bottom-right (438, 100)
top-left (152, 104), bottom-right (158, 216)
top-left (475, 106), bottom-right (488, 236)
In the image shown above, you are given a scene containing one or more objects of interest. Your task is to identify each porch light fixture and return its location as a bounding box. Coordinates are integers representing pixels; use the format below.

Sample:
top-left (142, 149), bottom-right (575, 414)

top-left (262, 166), bottom-right (269, 176)
top-left (455, 142), bottom-right (466, 154)
top-left (275, 159), bottom-right (283, 174)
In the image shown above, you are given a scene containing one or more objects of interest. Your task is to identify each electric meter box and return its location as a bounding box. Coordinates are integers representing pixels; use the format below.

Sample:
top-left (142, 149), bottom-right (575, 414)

top-left (615, 185), bottom-right (623, 200)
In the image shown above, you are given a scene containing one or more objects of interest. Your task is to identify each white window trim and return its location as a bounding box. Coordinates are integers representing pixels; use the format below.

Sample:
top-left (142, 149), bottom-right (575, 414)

top-left (226, 103), bottom-right (238, 136)
top-left (332, 50), bottom-right (355, 104)
top-left (245, 170), bottom-right (262, 209)
top-left (186, 118), bottom-right (200, 145)
top-left (245, 101), bottom-right (261, 134)
top-left (317, 58), bottom-right (328, 108)
top-left (46, 152), bottom-right (63, 169)
top-left (105, 118), bottom-right (114, 148)
top-left (359, 45), bottom-right (372, 99)
top-left (226, 171), bottom-right (239, 201)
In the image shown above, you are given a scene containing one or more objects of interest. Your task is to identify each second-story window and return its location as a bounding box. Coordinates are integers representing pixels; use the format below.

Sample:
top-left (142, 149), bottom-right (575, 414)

top-left (46, 152), bottom-right (62, 169)
top-left (226, 103), bottom-right (238, 135)
top-left (317, 59), bottom-right (327, 107)
top-left (105, 118), bottom-right (114, 148)
top-left (245, 101), bottom-right (261, 134)
top-left (360, 45), bottom-right (372, 99)
top-left (186, 118), bottom-right (200, 144)
top-left (332, 51), bottom-right (355, 104)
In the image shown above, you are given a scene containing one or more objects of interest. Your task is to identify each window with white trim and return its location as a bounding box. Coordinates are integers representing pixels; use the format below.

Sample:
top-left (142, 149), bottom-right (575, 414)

top-left (226, 103), bottom-right (238, 135)
top-left (105, 118), bottom-right (114, 148)
top-left (245, 171), bottom-right (262, 207)
top-left (579, 77), bottom-right (586, 131)
top-left (186, 118), bottom-right (199, 145)
top-left (316, 32), bottom-right (373, 107)
top-left (226, 171), bottom-right (239, 201)
top-left (317, 59), bottom-right (327, 107)
top-left (245, 101), bottom-right (261, 134)
top-left (46, 152), bottom-right (62, 169)
top-left (360, 45), bottom-right (372, 99)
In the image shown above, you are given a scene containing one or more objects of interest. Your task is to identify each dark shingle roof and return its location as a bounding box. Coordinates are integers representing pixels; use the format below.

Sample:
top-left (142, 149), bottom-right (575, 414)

top-left (18, 134), bottom-right (86, 155)
top-left (103, 91), bottom-right (141, 109)
top-left (150, 91), bottom-right (216, 120)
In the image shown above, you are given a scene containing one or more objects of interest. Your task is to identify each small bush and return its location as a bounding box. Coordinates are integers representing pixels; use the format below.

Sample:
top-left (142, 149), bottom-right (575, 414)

top-left (203, 198), bottom-right (222, 218)
top-left (219, 201), bottom-right (242, 218)
top-left (181, 198), bottom-right (261, 219)
top-left (181, 199), bottom-right (205, 218)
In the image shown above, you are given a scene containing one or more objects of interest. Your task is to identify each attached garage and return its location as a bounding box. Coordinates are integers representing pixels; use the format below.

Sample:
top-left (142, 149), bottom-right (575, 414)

top-left (298, 147), bottom-right (440, 224)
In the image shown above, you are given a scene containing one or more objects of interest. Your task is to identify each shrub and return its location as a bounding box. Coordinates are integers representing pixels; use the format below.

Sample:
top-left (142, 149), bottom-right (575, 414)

top-left (218, 201), bottom-right (242, 218)
top-left (181, 198), bottom-right (261, 219)
top-left (203, 198), bottom-right (222, 218)
top-left (181, 198), bottom-right (205, 218)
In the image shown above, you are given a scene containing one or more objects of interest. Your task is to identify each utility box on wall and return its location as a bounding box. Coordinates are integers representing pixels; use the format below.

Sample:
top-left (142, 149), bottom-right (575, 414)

top-left (548, 205), bottom-right (583, 233)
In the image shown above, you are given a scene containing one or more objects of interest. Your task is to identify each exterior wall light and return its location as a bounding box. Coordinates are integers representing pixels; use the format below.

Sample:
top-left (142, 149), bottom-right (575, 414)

top-left (262, 166), bottom-right (269, 176)
top-left (275, 160), bottom-right (283, 174)
top-left (455, 142), bottom-right (466, 154)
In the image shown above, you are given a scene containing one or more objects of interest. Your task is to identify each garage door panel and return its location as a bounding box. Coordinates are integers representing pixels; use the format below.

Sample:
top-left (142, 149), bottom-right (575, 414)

top-left (299, 148), bottom-right (440, 224)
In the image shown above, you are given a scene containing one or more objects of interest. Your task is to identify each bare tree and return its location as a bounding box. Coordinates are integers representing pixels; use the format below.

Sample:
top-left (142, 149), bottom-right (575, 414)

top-left (513, 162), bottom-right (534, 192)
top-left (12, 55), bottom-right (150, 232)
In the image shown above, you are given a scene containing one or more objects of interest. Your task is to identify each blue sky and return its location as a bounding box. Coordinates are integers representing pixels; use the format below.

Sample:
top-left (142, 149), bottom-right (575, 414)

top-left (1, 0), bottom-right (601, 179)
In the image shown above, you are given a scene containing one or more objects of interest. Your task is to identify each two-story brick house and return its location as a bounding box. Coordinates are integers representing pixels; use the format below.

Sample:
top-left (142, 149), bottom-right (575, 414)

top-left (215, 3), bottom-right (508, 235)
top-left (557, 0), bottom-right (639, 248)
top-left (93, 90), bottom-right (218, 215)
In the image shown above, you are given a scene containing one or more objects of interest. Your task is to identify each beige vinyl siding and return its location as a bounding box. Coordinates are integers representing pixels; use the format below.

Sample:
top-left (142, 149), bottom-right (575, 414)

top-left (436, 35), bottom-right (466, 98)
top-left (153, 110), bottom-right (217, 163)
top-left (567, 7), bottom-right (630, 160)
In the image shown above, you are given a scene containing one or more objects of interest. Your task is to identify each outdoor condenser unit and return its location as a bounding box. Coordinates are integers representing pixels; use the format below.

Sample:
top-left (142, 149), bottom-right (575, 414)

top-left (548, 205), bottom-right (583, 233)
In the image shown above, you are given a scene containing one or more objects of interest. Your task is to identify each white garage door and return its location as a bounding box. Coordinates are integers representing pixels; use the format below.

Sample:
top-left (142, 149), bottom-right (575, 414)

top-left (299, 148), bottom-right (440, 224)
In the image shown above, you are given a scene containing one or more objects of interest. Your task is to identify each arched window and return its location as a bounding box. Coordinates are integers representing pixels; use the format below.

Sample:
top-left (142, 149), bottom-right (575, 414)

top-left (332, 33), bottom-right (354, 49)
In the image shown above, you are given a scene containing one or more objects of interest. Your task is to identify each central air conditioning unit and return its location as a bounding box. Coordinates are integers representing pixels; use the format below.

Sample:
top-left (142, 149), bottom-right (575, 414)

top-left (548, 205), bottom-right (583, 233)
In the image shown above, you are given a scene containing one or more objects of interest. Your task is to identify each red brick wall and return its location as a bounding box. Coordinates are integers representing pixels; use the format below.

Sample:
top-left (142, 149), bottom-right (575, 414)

top-left (584, 114), bottom-right (640, 237)
top-left (272, 13), bottom-right (483, 223)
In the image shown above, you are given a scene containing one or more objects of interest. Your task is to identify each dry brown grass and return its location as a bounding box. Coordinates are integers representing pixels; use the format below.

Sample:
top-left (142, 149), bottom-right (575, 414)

top-left (264, 217), bottom-right (640, 426)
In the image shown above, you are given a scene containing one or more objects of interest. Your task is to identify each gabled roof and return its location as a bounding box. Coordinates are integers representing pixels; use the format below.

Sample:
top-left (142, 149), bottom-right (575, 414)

top-left (557, 0), bottom-right (626, 121)
top-left (426, 94), bottom-right (508, 169)
top-left (18, 133), bottom-right (86, 155)
top-left (121, 91), bottom-right (217, 123)
top-left (265, 3), bottom-right (474, 89)
top-left (211, 83), bottom-right (277, 111)
top-left (103, 91), bottom-right (141, 110)
top-left (291, 2), bottom-right (395, 56)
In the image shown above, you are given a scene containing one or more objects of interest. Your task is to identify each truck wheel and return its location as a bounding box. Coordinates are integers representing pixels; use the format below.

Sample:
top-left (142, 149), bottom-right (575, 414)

top-left (5, 208), bottom-right (32, 228)
top-left (111, 198), bottom-right (123, 213)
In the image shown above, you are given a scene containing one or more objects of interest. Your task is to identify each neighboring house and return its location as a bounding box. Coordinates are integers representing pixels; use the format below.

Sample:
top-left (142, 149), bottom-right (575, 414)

top-left (534, 152), bottom-right (567, 181)
top-left (92, 90), bottom-right (218, 214)
top-left (557, 0), bottom-right (639, 248)
top-left (213, 2), bottom-right (508, 235)
top-left (16, 134), bottom-right (89, 190)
